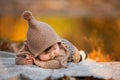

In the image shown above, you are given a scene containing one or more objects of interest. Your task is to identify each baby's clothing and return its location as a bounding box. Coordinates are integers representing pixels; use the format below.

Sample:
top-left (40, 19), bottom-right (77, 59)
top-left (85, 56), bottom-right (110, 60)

top-left (61, 39), bottom-right (80, 62)
top-left (61, 39), bottom-right (75, 57)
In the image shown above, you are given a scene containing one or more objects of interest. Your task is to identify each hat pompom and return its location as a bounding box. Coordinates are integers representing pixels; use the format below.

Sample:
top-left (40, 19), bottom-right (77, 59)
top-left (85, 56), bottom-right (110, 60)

top-left (22, 10), bottom-right (32, 20)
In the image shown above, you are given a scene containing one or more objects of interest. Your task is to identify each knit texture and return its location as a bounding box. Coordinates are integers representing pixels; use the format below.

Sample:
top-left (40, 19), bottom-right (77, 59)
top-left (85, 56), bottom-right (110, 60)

top-left (23, 10), bottom-right (61, 57)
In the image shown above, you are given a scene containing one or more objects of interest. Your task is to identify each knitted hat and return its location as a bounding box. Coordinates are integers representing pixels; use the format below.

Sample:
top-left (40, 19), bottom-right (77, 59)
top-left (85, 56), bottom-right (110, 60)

top-left (22, 10), bottom-right (61, 57)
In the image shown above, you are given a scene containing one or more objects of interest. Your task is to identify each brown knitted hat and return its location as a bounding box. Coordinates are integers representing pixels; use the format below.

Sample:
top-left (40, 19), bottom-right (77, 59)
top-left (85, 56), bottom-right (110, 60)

top-left (22, 10), bottom-right (61, 57)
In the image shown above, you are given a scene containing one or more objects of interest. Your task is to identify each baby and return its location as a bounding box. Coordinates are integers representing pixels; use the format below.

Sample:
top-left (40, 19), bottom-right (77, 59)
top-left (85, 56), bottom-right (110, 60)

top-left (15, 11), bottom-right (87, 69)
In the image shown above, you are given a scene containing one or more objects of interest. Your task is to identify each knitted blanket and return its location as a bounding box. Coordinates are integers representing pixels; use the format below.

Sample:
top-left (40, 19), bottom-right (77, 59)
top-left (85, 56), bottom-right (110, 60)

top-left (0, 51), bottom-right (119, 80)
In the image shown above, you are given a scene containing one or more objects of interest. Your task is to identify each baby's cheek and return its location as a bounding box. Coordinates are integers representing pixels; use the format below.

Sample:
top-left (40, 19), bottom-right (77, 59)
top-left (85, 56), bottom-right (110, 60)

top-left (55, 51), bottom-right (59, 56)
top-left (40, 55), bottom-right (50, 60)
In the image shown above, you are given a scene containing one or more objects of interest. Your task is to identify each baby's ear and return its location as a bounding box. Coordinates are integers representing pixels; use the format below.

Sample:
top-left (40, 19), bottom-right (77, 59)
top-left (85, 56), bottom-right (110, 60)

top-left (22, 10), bottom-right (32, 20)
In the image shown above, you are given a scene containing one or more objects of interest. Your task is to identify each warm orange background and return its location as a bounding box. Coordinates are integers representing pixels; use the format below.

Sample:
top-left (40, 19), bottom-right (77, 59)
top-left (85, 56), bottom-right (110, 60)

top-left (0, 0), bottom-right (120, 61)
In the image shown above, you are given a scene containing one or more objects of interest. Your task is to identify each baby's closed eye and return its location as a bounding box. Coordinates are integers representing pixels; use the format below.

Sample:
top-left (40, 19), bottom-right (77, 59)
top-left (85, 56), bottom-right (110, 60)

top-left (53, 47), bottom-right (57, 50)
top-left (51, 46), bottom-right (57, 51)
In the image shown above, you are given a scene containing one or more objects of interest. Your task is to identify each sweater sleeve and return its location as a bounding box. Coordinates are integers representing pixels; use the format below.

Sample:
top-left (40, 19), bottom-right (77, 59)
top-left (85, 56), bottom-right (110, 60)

top-left (44, 59), bottom-right (61, 69)
top-left (44, 55), bottom-right (68, 69)
top-left (15, 41), bottom-right (31, 65)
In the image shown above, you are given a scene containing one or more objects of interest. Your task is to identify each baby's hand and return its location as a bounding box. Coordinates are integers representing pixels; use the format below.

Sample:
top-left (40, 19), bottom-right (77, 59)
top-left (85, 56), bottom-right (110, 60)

top-left (33, 59), bottom-right (46, 68)
top-left (24, 54), bottom-right (34, 65)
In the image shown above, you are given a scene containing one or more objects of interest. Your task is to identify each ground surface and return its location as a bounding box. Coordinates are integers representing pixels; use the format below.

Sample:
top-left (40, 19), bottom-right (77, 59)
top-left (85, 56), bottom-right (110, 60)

top-left (0, 51), bottom-right (120, 80)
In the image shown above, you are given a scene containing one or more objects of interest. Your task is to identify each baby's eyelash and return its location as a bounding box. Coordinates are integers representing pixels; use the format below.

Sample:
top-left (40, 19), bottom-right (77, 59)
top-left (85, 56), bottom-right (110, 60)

top-left (47, 51), bottom-right (51, 53)
top-left (50, 46), bottom-right (56, 50)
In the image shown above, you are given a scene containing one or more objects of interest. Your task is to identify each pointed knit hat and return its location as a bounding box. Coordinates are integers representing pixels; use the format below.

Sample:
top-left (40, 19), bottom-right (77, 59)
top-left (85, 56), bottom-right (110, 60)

top-left (22, 10), bottom-right (61, 57)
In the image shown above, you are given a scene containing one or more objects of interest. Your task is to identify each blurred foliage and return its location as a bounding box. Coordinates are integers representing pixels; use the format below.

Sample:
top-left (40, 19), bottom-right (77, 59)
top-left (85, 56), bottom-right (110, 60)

top-left (0, 0), bottom-right (120, 62)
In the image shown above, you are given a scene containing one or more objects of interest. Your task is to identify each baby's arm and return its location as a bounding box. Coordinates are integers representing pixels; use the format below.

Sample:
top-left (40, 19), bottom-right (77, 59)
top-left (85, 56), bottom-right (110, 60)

top-left (33, 58), bottom-right (63, 69)
top-left (33, 55), bottom-right (67, 69)
top-left (44, 60), bottom-right (62, 69)
top-left (33, 58), bottom-right (46, 68)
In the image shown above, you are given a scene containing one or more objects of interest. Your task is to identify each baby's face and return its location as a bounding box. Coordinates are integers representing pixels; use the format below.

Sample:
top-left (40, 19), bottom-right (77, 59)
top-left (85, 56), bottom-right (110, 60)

top-left (38, 44), bottom-right (60, 61)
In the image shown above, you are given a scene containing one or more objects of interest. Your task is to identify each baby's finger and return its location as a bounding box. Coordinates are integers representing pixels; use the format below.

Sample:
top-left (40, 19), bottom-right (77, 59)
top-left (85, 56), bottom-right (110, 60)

top-left (34, 60), bottom-right (39, 64)
top-left (27, 62), bottom-right (33, 65)
top-left (25, 61), bottom-right (31, 64)
top-left (32, 58), bottom-right (36, 62)
top-left (27, 60), bottom-right (33, 64)
top-left (27, 59), bottom-right (33, 62)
